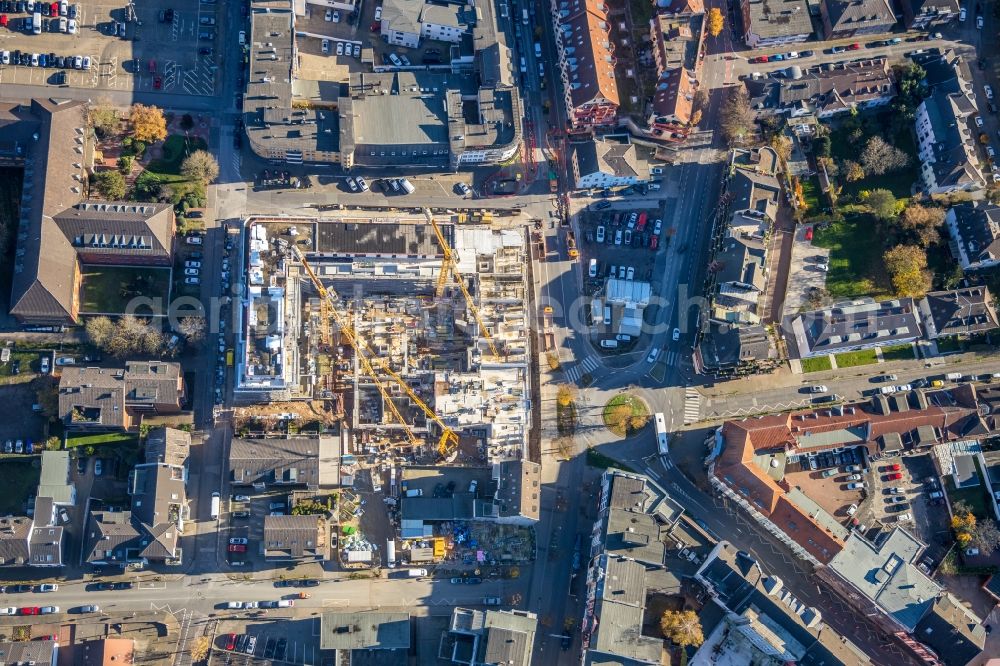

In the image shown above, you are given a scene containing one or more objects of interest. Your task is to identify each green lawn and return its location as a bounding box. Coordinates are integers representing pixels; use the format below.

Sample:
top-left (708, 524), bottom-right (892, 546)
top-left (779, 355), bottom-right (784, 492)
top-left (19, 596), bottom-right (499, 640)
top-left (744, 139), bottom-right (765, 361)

top-left (812, 214), bottom-right (888, 299)
top-left (834, 349), bottom-right (879, 368)
top-left (146, 135), bottom-right (208, 177)
top-left (801, 356), bottom-right (833, 373)
top-left (881, 343), bottom-right (915, 361)
top-left (936, 337), bottom-right (964, 354)
top-left (0, 460), bottom-right (40, 515)
top-left (949, 484), bottom-right (990, 520)
top-left (801, 176), bottom-right (823, 212)
top-left (65, 432), bottom-right (138, 448)
top-left (80, 266), bottom-right (172, 314)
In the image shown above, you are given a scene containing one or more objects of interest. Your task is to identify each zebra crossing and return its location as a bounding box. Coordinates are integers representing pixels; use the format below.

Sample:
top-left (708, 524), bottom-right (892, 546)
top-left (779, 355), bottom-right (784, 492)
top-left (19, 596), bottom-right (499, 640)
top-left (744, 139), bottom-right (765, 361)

top-left (683, 388), bottom-right (701, 425)
top-left (563, 356), bottom-right (600, 383)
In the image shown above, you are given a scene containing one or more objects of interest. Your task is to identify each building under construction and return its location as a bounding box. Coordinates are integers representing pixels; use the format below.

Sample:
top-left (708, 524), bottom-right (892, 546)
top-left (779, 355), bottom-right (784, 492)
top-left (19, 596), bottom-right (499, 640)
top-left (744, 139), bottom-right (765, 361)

top-left (234, 214), bottom-right (532, 466)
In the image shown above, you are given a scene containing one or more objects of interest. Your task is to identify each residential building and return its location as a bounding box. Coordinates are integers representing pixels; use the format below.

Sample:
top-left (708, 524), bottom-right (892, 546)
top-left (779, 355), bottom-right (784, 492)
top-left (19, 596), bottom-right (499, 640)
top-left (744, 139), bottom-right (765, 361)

top-left (711, 391), bottom-right (984, 565)
top-left (1, 98), bottom-right (176, 325)
top-left (380, 0), bottom-right (422, 48)
top-left (0, 640), bottom-right (58, 665)
top-left (123, 427), bottom-right (189, 564)
top-left (418, 2), bottom-right (470, 44)
top-left (319, 611), bottom-right (410, 662)
top-left (739, 0), bottom-right (813, 48)
top-left (915, 51), bottom-right (986, 195)
top-left (0, 513), bottom-right (60, 568)
top-left (569, 138), bottom-right (650, 189)
top-left (784, 297), bottom-right (922, 358)
top-left (744, 58), bottom-right (896, 118)
top-left (440, 608), bottom-right (537, 666)
top-left (918, 286), bottom-right (999, 339)
top-left (824, 529), bottom-right (985, 663)
top-left (74, 638), bottom-right (135, 666)
top-left (820, 0), bottom-right (896, 39)
top-left (0, 516), bottom-right (32, 566)
top-left (697, 148), bottom-right (781, 375)
top-left (38, 450), bottom-right (77, 506)
top-left (58, 362), bottom-right (185, 431)
top-left (693, 542), bottom-right (873, 665)
top-left (581, 470), bottom-right (716, 664)
top-left (945, 202), bottom-right (1000, 271)
top-left (550, 0), bottom-right (620, 129)
top-left (902, 0), bottom-right (960, 29)
top-left (649, 2), bottom-right (706, 133)
top-left (263, 514), bottom-right (328, 561)
top-left (229, 436), bottom-right (341, 489)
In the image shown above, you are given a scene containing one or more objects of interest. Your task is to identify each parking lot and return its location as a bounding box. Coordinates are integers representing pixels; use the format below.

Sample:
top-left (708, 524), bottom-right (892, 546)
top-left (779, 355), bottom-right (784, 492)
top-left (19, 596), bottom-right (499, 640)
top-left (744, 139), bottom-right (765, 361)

top-left (0, 0), bottom-right (222, 96)
top-left (786, 446), bottom-right (868, 520)
top-left (224, 491), bottom-right (292, 566)
top-left (215, 617), bottom-right (320, 666)
top-left (577, 206), bottom-right (665, 347)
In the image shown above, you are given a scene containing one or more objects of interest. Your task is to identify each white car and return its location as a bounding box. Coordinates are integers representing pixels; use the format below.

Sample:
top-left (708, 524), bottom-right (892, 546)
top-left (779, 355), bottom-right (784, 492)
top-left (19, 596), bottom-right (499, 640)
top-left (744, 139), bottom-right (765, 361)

top-left (68, 19), bottom-right (77, 34)
top-left (672, 328), bottom-right (681, 341)
top-left (185, 277), bottom-right (201, 285)
top-left (1, 51), bottom-right (10, 65)
top-left (73, 55), bottom-right (83, 69)
top-left (388, 53), bottom-right (402, 67)
top-left (40, 606), bottom-right (59, 614)
top-left (238, 31), bottom-right (246, 45)
top-left (336, 42), bottom-right (344, 56)
top-left (626, 266), bottom-right (635, 280)
top-left (184, 268), bottom-right (200, 277)
top-left (356, 176), bottom-right (369, 191)
top-left (960, 6), bottom-right (967, 21)
top-left (976, 116), bottom-right (984, 128)
top-left (322, 39), bottom-right (330, 54)
top-left (653, 220), bottom-right (662, 236)
top-left (457, 182), bottom-right (471, 196)
top-left (986, 84), bottom-right (994, 100)
top-left (614, 229), bottom-right (622, 245)
top-left (977, 15), bottom-right (984, 29)
top-left (596, 226), bottom-right (605, 243)
top-left (38, 584), bottom-right (58, 592)
top-left (186, 235), bottom-right (203, 245)
top-left (31, 53), bottom-right (39, 67)
top-left (810, 385), bottom-right (828, 393)
top-left (375, 5), bottom-right (382, 20)
top-left (896, 512), bottom-right (913, 522)
top-left (847, 482), bottom-right (865, 490)
top-left (646, 348), bottom-right (660, 364)
top-left (94, 460), bottom-right (102, 476)
top-left (347, 177), bottom-right (358, 192)
top-left (226, 601), bottom-right (244, 609)
top-left (324, 8), bottom-right (333, 20)
top-left (786, 51), bottom-right (799, 59)
top-left (0, 608), bottom-right (16, 615)
top-left (185, 260), bottom-right (202, 268)
top-left (55, 357), bottom-right (75, 366)
top-left (846, 504), bottom-right (858, 516)
top-left (353, 44), bottom-right (361, 58)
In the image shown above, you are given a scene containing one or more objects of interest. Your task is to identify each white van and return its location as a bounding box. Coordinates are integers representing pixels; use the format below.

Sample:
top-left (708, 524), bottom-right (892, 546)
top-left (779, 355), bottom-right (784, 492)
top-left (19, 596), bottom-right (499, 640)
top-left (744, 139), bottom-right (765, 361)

top-left (588, 258), bottom-right (597, 277)
top-left (32, 12), bottom-right (42, 34)
top-left (600, 339), bottom-right (618, 349)
top-left (408, 568), bottom-right (427, 577)
top-left (400, 178), bottom-right (415, 194)
top-left (603, 306), bottom-right (611, 325)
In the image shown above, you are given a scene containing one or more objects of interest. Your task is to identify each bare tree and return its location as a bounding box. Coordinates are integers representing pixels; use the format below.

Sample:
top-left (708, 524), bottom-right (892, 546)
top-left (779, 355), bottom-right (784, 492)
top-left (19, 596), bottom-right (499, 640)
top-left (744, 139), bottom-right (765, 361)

top-left (860, 136), bottom-right (910, 176)
top-left (971, 519), bottom-right (1000, 555)
top-left (85, 316), bottom-right (116, 349)
top-left (177, 316), bottom-right (206, 343)
top-left (898, 204), bottom-right (945, 247)
top-left (88, 100), bottom-right (121, 138)
top-left (720, 87), bottom-right (755, 147)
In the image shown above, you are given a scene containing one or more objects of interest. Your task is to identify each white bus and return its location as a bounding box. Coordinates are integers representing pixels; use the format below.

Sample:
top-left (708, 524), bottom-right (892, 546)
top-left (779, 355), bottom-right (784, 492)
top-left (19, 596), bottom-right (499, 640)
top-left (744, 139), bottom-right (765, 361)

top-left (654, 412), bottom-right (668, 455)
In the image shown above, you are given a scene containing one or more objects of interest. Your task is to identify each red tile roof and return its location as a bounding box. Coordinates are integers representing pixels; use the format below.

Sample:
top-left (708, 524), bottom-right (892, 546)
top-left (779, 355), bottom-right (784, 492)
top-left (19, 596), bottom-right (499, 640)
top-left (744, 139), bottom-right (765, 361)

top-left (562, 0), bottom-right (620, 111)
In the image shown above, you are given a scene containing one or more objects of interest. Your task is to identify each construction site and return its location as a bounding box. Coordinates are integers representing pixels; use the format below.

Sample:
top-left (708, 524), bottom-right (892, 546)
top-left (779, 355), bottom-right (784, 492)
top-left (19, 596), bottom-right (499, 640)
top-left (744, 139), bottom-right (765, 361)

top-left (233, 213), bottom-right (534, 467)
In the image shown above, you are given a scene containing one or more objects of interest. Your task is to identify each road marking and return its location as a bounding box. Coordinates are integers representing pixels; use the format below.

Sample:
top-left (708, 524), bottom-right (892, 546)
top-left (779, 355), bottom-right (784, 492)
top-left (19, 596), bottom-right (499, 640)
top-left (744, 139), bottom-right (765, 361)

top-left (321, 598), bottom-right (350, 607)
top-left (683, 388), bottom-right (701, 424)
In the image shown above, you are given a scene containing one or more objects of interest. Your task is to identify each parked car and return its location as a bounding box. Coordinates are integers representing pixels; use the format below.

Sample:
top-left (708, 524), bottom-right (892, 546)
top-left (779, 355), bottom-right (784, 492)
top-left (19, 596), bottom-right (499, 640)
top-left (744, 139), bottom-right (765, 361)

top-left (847, 482), bottom-right (865, 490)
top-left (229, 537), bottom-right (249, 545)
top-left (809, 385), bottom-right (828, 393)
top-left (94, 459), bottom-right (102, 476)
top-left (37, 583), bottom-right (58, 592)
top-left (39, 606), bottom-right (59, 614)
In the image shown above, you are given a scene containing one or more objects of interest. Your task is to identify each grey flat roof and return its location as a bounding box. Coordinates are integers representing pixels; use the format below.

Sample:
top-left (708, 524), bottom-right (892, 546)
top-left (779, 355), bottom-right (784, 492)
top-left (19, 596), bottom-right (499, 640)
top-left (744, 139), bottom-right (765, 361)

top-left (320, 611), bottom-right (410, 650)
top-left (315, 221), bottom-right (450, 257)
top-left (347, 72), bottom-right (450, 146)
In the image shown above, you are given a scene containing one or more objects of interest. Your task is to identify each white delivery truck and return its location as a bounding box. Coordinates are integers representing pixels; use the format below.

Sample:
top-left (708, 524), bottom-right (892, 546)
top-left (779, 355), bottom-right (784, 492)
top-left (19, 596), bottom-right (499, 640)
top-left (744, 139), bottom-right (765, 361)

top-left (210, 492), bottom-right (221, 520)
top-left (386, 539), bottom-right (397, 568)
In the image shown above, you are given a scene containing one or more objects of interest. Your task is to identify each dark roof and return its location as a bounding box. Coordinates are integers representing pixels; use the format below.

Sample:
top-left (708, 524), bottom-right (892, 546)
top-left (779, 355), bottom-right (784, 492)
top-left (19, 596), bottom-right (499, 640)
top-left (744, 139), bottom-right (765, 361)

top-left (947, 202), bottom-right (1000, 268)
top-left (699, 323), bottom-right (775, 368)
top-left (571, 139), bottom-right (647, 180)
top-left (914, 594), bottom-right (986, 665)
top-left (714, 235), bottom-right (767, 291)
top-left (744, 0), bottom-right (813, 40)
top-left (921, 287), bottom-right (999, 338)
top-left (229, 437), bottom-right (331, 487)
top-left (495, 461), bottom-right (540, 521)
top-left (144, 427), bottom-right (190, 467)
top-left (822, 0), bottom-right (896, 35)
top-left (59, 363), bottom-right (183, 430)
top-left (902, 0), bottom-right (960, 26)
top-left (129, 464), bottom-right (184, 559)
top-left (83, 510), bottom-right (141, 564)
top-left (28, 524), bottom-right (64, 566)
top-left (263, 514), bottom-right (326, 560)
top-left (314, 221), bottom-right (450, 257)
top-left (0, 516), bottom-right (31, 566)
top-left (747, 58), bottom-right (895, 115)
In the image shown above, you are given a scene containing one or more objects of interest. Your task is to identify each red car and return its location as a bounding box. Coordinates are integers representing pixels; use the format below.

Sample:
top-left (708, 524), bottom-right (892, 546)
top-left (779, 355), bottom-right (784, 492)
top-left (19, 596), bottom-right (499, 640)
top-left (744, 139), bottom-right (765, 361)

top-left (153, 76), bottom-right (162, 90)
top-left (804, 227), bottom-right (814, 241)
top-left (650, 235), bottom-right (659, 250)
top-left (0, 15), bottom-right (7, 27)
top-left (225, 633), bottom-right (237, 651)
top-left (751, 55), bottom-right (768, 63)
top-left (370, 21), bottom-right (380, 32)
top-left (887, 464), bottom-right (901, 471)
top-left (20, 607), bottom-right (40, 616)
top-left (51, 2), bottom-right (58, 15)
top-left (228, 544), bottom-right (247, 553)
top-left (887, 473), bottom-right (903, 481)
top-left (847, 42), bottom-right (861, 50)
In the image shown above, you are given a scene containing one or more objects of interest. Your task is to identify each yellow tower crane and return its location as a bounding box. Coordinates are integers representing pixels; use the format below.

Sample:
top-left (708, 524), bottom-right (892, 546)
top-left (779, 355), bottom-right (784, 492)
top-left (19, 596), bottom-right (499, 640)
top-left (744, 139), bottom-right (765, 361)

top-left (293, 247), bottom-right (460, 458)
top-left (425, 209), bottom-right (501, 361)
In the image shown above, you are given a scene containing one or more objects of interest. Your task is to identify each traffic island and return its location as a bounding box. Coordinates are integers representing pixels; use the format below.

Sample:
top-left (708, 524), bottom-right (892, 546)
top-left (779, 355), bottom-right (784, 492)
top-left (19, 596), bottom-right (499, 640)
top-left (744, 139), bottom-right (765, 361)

top-left (602, 393), bottom-right (651, 437)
